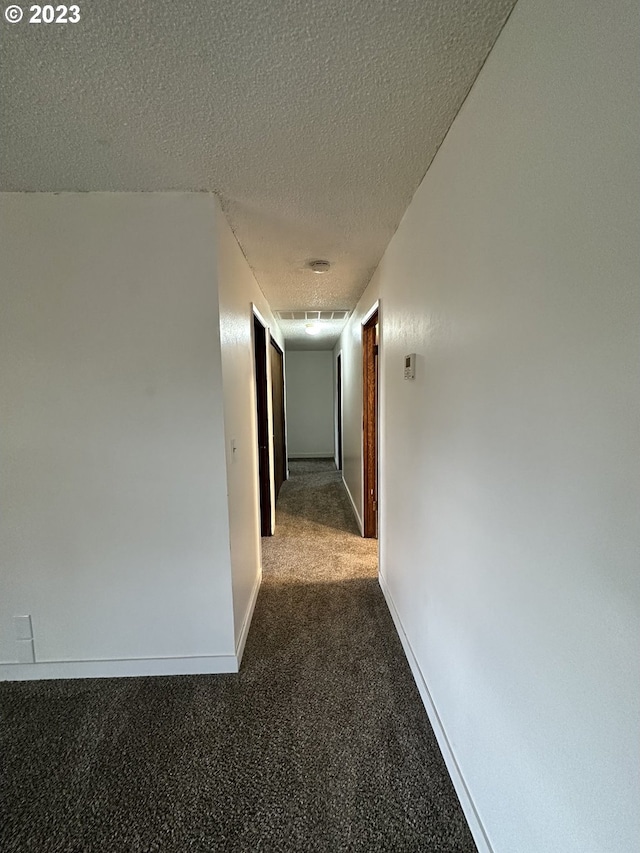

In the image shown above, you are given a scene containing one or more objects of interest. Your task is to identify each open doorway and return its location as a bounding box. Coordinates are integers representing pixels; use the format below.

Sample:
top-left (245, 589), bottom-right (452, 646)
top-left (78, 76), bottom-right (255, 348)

top-left (336, 352), bottom-right (343, 472)
top-left (362, 309), bottom-right (379, 538)
top-left (253, 313), bottom-right (271, 536)
top-left (253, 311), bottom-right (287, 537)
top-left (270, 338), bottom-right (287, 500)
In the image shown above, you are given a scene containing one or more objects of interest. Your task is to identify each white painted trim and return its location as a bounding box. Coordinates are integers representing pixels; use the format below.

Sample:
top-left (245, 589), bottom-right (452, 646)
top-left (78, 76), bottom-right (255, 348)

top-left (252, 305), bottom-right (276, 535)
top-left (0, 653), bottom-right (239, 681)
top-left (335, 347), bottom-right (343, 472)
top-left (251, 303), bottom-right (269, 330)
top-left (361, 300), bottom-right (380, 537)
top-left (342, 474), bottom-right (363, 535)
top-left (265, 327), bottom-right (276, 535)
top-left (378, 572), bottom-right (494, 853)
top-left (361, 299), bottom-right (380, 326)
top-left (235, 571), bottom-right (261, 666)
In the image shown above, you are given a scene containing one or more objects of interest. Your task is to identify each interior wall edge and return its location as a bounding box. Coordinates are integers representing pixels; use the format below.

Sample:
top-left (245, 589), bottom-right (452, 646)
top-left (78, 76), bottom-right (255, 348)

top-left (234, 570), bottom-right (262, 666)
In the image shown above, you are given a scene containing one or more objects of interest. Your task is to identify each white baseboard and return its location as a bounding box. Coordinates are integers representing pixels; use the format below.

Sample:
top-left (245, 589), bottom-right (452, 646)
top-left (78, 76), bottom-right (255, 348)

top-left (0, 653), bottom-right (238, 681)
top-left (235, 571), bottom-right (261, 666)
top-left (378, 572), bottom-right (493, 853)
top-left (342, 475), bottom-right (363, 535)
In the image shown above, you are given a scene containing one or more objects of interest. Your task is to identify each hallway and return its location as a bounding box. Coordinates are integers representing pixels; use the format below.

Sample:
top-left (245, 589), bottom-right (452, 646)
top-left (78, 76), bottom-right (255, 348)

top-left (1, 459), bottom-right (475, 853)
top-left (249, 457), bottom-right (477, 849)
top-left (1, 1), bottom-right (636, 847)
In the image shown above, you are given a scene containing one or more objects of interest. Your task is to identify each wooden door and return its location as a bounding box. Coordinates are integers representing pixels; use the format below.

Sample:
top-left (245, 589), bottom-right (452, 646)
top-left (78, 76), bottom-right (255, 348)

top-left (270, 339), bottom-right (286, 500)
top-left (363, 311), bottom-right (379, 538)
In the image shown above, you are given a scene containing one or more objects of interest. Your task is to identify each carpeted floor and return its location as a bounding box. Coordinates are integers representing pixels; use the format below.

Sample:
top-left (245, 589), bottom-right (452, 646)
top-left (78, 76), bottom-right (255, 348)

top-left (0, 459), bottom-right (476, 852)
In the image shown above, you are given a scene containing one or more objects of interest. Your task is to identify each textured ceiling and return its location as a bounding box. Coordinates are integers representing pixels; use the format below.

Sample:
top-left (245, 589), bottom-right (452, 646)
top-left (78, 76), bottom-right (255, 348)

top-left (0, 0), bottom-right (516, 345)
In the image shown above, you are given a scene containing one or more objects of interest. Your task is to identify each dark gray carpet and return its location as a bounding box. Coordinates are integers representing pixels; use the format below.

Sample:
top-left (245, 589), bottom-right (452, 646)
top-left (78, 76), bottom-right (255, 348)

top-left (0, 459), bottom-right (476, 852)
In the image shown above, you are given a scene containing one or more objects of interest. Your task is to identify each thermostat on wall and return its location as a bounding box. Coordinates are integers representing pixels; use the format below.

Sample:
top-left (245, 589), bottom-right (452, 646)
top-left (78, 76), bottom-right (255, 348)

top-left (404, 353), bottom-right (416, 380)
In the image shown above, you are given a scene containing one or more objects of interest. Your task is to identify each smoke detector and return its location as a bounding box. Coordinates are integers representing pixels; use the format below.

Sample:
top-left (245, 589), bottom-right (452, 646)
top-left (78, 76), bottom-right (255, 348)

top-left (307, 259), bottom-right (331, 274)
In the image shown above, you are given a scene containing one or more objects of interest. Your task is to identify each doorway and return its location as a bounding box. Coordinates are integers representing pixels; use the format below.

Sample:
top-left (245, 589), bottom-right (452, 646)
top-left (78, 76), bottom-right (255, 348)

top-left (362, 309), bottom-right (379, 538)
top-left (253, 314), bottom-right (271, 536)
top-left (336, 352), bottom-right (343, 472)
top-left (270, 339), bottom-right (286, 500)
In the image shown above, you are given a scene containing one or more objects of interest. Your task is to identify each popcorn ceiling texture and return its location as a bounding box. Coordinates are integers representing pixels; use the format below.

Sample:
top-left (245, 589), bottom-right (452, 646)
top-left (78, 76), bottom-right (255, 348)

top-left (0, 0), bottom-right (515, 314)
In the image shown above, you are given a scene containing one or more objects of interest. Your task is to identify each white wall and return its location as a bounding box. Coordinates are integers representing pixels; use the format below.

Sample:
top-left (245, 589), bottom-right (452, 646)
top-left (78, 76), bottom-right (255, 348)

top-left (338, 0), bottom-right (640, 850)
top-left (215, 200), bottom-right (284, 657)
top-left (285, 350), bottom-right (335, 458)
top-left (0, 192), bottom-right (238, 678)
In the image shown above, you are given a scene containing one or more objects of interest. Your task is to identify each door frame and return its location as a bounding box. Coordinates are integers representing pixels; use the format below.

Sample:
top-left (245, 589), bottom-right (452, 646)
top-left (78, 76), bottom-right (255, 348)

top-left (362, 304), bottom-right (379, 539)
top-left (252, 309), bottom-right (272, 536)
top-left (270, 337), bottom-right (287, 500)
top-left (335, 350), bottom-right (343, 472)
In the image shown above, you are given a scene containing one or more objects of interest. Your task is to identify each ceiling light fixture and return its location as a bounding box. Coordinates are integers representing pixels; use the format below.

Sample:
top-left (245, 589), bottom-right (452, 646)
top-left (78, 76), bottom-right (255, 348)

top-left (307, 259), bottom-right (331, 274)
top-left (304, 323), bottom-right (321, 336)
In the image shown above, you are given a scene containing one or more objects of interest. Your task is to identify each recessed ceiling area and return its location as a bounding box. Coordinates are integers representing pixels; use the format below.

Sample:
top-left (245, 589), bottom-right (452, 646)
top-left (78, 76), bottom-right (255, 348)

top-left (0, 0), bottom-right (517, 347)
top-left (275, 311), bottom-right (351, 351)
